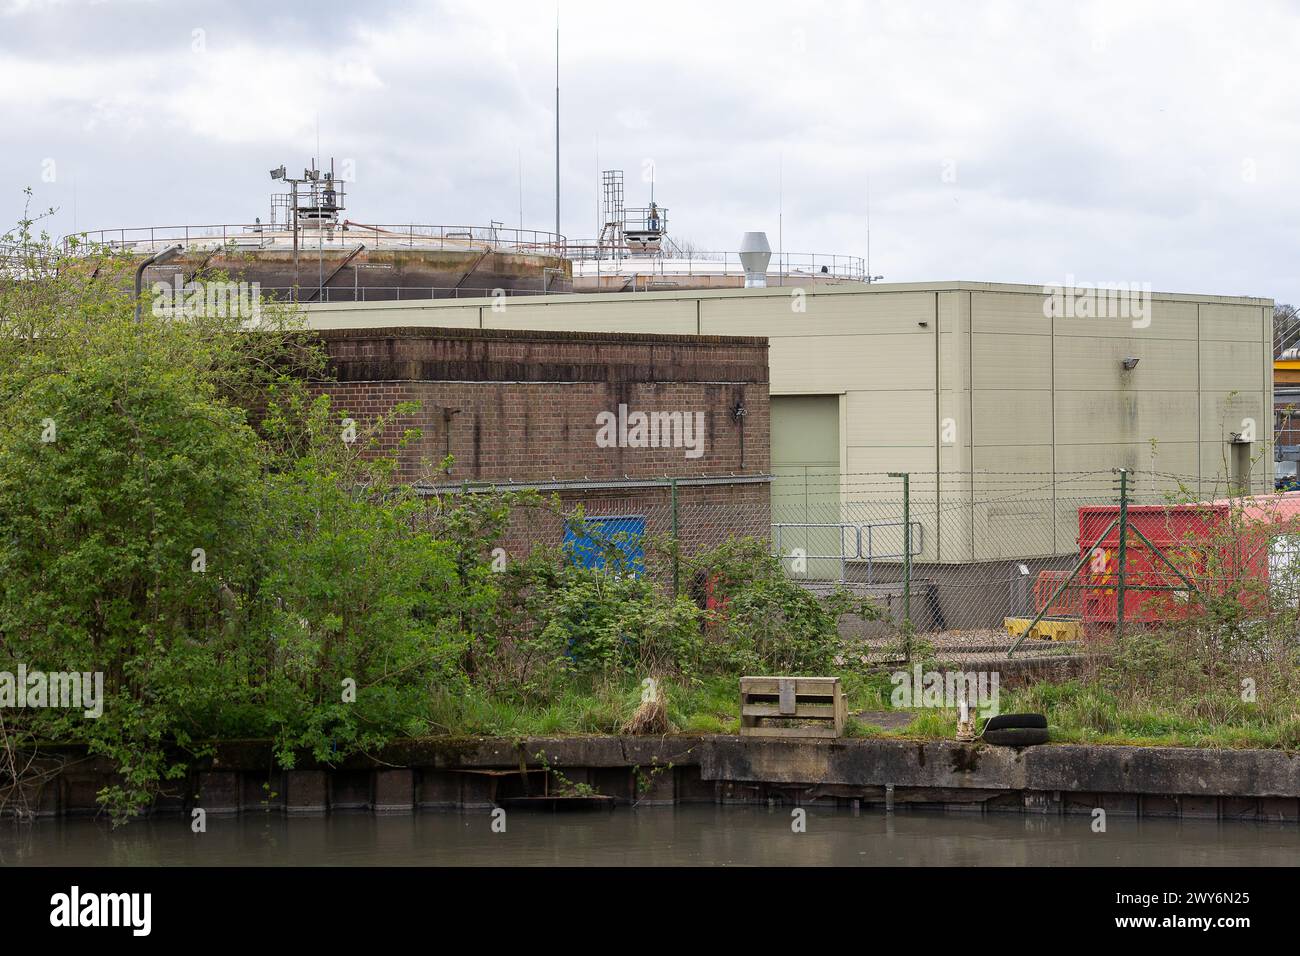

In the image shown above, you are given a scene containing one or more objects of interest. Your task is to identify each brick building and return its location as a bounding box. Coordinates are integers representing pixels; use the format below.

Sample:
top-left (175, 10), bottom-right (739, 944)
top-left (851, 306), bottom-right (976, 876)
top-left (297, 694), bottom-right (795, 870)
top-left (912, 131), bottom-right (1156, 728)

top-left (313, 326), bottom-right (772, 563)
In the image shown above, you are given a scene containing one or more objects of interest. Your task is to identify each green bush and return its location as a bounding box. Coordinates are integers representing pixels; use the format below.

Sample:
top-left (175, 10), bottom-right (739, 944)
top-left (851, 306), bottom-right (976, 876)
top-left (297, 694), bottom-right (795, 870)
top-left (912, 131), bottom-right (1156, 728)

top-left (683, 537), bottom-right (880, 674)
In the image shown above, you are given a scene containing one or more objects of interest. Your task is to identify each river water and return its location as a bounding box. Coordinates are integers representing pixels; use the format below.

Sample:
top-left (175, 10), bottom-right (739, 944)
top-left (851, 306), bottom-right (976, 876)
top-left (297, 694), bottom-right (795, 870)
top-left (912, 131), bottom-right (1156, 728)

top-left (3, 807), bottom-right (1298, 866)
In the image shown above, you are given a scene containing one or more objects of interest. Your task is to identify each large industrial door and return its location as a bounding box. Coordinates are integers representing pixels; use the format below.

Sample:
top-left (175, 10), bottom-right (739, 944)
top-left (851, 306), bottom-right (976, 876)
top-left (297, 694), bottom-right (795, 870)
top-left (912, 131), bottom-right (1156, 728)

top-left (770, 396), bottom-right (842, 580)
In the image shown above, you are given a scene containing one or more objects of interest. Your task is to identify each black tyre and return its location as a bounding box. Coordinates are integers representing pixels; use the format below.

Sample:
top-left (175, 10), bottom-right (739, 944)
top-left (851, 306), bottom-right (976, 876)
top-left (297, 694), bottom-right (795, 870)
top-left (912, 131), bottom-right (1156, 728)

top-left (982, 727), bottom-right (1050, 747)
top-left (982, 712), bottom-right (1047, 732)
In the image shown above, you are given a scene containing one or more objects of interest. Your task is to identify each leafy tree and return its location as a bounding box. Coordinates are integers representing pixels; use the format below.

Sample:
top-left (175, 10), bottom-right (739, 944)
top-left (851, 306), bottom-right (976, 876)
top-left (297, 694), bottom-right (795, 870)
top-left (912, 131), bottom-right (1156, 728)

top-left (0, 207), bottom-right (479, 818)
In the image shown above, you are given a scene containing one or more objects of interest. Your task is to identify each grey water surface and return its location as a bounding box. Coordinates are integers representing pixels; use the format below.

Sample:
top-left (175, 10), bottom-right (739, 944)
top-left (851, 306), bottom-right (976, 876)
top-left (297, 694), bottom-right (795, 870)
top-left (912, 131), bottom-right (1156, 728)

top-left (3, 806), bottom-right (1298, 866)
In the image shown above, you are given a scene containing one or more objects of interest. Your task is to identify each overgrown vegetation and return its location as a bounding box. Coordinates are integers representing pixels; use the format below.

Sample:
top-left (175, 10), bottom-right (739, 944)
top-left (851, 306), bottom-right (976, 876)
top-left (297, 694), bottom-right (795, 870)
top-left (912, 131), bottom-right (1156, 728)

top-left (849, 487), bottom-right (1300, 749)
top-left (853, 628), bottom-right (1300, 749)
top-left (4, 205), bottom-right (1296, 826)
top-left (0, 208), bottom-right (880, 821)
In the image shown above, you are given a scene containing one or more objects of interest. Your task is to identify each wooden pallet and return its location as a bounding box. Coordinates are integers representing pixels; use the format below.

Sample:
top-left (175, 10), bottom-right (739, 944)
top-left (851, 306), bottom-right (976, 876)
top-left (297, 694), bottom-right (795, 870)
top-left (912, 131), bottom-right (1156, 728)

top-left (739, 676), bottom-right (847, 739)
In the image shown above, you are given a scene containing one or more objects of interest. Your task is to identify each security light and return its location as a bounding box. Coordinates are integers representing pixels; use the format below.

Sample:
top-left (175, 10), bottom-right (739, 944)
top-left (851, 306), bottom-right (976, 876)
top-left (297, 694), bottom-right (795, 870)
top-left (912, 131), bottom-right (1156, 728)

top-left (270, 165), bottom-right (286, 180)
top-left (1122, 357), bottom-right (1140, 370)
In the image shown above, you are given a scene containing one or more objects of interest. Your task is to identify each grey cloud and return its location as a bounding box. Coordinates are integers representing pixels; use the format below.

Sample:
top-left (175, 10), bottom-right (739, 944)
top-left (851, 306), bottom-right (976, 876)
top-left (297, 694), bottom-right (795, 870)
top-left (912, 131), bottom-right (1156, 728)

top-left (2, 0), bottom-right (1297, 304)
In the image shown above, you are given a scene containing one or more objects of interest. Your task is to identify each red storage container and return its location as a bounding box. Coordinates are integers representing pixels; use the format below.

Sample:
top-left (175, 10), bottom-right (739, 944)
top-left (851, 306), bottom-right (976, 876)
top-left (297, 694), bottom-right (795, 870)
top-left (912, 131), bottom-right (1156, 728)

top-left (1075, 492), bottom-right (1300, 626)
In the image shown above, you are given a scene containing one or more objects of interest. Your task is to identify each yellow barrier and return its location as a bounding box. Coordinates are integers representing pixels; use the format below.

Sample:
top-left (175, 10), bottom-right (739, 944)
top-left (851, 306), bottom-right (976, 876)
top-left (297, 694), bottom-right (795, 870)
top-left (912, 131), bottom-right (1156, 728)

top-left (1003, 617), bottom-right (1081, 642)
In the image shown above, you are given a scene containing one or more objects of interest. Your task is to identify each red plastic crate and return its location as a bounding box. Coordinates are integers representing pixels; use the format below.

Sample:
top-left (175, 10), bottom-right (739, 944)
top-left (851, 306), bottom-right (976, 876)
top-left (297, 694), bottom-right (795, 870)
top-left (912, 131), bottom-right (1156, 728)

top-left (1034, 569), bottom-right (1080, 617)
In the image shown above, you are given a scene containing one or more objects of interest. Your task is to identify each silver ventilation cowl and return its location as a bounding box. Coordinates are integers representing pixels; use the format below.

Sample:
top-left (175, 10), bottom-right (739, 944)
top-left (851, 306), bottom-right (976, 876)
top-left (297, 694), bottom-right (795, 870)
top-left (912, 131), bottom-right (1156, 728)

top-left (738, 231), bottom-right (771, 288)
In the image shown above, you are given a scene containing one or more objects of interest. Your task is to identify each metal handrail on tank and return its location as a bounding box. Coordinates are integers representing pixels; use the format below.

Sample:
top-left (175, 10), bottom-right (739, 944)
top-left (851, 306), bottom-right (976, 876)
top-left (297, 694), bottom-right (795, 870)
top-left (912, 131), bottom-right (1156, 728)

top-left (566, 244), bottom-right (865, 280)
top-left (256, 286), bottom-right (566, 302)
top-left (62, 223), bottom-right (569, 257)
top-left (0, 242), bottom-right (59, 279)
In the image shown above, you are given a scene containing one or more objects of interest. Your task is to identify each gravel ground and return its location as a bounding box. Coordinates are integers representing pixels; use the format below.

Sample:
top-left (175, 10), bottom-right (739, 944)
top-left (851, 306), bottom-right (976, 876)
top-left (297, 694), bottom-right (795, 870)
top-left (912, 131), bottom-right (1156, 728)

top-left (844, 627), bottom-right (1084, 665)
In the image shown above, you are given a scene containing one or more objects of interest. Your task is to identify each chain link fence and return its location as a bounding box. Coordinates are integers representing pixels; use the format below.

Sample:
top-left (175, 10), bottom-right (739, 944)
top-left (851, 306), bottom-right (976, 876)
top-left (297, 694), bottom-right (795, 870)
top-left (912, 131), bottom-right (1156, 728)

top-left (464, 469), bottom-right (1300, 663)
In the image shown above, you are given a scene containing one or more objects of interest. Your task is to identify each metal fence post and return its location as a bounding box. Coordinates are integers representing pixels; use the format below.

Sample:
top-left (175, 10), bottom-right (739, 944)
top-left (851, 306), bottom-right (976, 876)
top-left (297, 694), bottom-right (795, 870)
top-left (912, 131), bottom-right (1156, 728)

top-left (670, 477), bottom-right (680, 598)
top-left (1116, 468), bottom-right (1128, 639)
top-left (889, 471), bottom-right (911, 651)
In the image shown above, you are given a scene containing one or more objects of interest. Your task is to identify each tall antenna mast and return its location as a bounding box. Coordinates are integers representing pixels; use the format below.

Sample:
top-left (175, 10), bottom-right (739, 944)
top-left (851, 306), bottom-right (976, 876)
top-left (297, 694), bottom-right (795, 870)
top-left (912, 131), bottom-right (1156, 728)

top-left (555, 3), bottom-right (560, 240)
top-left (866, 174), bottom-right (872, 283)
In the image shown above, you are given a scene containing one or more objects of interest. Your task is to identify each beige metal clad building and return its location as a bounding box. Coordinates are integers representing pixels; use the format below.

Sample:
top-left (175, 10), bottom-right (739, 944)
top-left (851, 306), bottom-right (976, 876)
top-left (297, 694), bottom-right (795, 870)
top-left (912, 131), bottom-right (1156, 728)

top-left (300, 281), bottom-right (1273, 566)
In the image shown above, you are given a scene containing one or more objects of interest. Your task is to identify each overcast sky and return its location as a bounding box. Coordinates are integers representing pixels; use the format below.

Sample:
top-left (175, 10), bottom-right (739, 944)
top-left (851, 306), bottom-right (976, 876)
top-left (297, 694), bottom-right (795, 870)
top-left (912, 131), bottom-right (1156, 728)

top-left (2, 0), bottom-right (1296, 303)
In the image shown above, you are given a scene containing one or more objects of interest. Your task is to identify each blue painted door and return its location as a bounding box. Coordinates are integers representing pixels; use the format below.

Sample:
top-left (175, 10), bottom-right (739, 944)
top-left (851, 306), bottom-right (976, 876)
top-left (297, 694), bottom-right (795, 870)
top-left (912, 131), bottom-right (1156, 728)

top-left (563, 515), bottom-right (646, 574)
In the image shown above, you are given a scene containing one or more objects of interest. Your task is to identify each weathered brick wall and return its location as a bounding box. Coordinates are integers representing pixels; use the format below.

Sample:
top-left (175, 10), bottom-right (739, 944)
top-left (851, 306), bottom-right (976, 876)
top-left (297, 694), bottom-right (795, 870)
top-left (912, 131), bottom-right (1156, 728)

top-left (313, 327), bottom-right (771, 484)
top-left (308, 326), bottom-right (774, 560)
